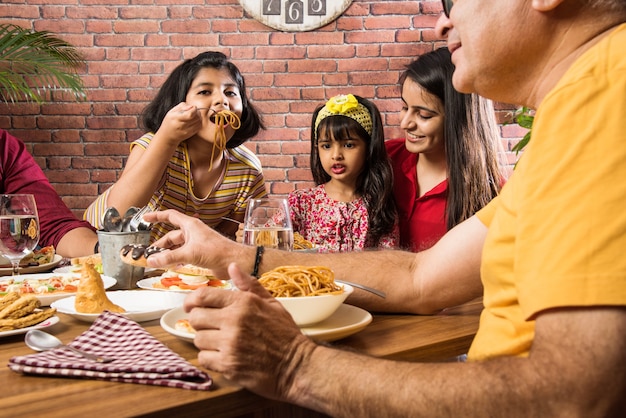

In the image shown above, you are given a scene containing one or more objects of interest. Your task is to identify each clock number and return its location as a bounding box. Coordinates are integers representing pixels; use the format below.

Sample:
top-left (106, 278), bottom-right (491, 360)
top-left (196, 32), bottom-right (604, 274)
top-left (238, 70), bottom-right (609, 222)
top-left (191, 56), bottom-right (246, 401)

top-left (263, 0), bottom-right (280, 15)
top-left (308, 0), bottom-right (326, 16)
top-left (285, 0), bottom-right (304, 24)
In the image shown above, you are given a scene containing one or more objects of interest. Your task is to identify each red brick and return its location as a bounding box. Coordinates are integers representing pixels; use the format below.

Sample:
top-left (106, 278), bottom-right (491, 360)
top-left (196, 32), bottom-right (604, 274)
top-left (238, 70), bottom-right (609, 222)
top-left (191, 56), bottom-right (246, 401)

top-left (2, 1), bottom-right (521, 214)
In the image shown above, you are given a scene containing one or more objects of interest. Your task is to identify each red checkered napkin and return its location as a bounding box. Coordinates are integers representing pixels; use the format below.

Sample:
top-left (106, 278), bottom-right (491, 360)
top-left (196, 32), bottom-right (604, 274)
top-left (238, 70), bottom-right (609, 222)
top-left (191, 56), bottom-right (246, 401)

top-left (8, 311), bottom-right (212, 390)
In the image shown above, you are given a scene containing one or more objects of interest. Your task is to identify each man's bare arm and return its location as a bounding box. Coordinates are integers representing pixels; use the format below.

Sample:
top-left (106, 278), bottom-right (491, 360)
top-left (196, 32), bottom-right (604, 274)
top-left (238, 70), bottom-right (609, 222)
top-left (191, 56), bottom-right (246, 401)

top-left (285, 307), bottom-right (626, 417)
top-left (146, 211), bottom-right (486, 314)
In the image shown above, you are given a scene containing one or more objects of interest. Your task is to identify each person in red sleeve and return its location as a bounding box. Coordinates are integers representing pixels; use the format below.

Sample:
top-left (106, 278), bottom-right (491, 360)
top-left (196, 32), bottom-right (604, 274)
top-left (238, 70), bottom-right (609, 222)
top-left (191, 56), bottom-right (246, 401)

top-left (0, 129), bottom-right (98, 257)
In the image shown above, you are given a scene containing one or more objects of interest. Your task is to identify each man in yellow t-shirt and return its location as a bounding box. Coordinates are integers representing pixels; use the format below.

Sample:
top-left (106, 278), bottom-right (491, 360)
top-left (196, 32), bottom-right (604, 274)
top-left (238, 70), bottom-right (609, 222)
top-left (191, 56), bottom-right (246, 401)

top-left (142, 1), bottom-right (626, 416)
top-left (469, 23), bottom-right (626, 360)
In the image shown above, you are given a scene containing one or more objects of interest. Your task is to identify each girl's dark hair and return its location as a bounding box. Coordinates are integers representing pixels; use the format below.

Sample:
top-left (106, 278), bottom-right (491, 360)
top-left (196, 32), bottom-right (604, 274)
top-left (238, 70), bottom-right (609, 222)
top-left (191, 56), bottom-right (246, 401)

top-left (310, 95), bottom-right (398, 247)
top-left (141, 51), bottom-right (263, 148)
top-left (399, 47), bottom-right (504, 230)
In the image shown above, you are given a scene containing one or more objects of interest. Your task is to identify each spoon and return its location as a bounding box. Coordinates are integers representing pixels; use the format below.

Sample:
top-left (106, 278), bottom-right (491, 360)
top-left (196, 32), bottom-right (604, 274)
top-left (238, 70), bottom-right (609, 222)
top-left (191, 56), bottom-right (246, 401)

top-left (102, 206), bottom-right (122, 232)
top-left (121, 206), bottom-right (139, 232)
top-left (25, 329), bottom-right (114, 363)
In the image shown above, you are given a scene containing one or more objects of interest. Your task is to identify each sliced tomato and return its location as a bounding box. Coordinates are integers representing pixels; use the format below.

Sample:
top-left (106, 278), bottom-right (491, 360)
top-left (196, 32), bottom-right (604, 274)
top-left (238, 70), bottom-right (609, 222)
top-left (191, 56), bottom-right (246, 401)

top-left (63, 284), bottom-right (78, 292)
top-left (160, 277), bottom-right (184, 288)
top-left (21, 283), bottom-right (35, 293)
top-left (207, 279), bottom-right (226, 288)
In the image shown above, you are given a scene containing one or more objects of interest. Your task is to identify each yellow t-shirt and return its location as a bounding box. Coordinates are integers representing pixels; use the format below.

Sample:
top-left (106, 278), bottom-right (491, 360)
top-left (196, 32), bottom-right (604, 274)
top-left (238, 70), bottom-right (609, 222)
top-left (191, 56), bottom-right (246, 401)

top-left (470, 24), bottom-right (626, 360)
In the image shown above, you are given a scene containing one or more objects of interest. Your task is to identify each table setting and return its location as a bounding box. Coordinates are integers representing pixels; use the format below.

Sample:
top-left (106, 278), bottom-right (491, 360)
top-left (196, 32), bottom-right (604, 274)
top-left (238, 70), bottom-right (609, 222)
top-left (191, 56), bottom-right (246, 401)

top-left (1, 198), bottom-right (482, 417)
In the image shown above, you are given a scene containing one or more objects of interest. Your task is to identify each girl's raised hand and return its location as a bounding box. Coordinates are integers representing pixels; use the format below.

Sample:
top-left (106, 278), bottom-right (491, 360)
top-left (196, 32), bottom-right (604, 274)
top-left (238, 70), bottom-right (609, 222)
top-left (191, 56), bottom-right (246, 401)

top-left (157, 102), bottom-right (204, 145)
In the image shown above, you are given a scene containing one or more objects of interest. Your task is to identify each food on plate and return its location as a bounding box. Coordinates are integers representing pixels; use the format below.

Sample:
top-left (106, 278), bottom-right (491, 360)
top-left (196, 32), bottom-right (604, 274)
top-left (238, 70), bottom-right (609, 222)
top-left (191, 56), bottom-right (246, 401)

top-left (74, 263), bottom-right (125, 314)
top-left (0, 291), bottom-right (19, 310)
top-left (258, 266), bottom-right (343, 297)
top-left (119, 244), bottom-right (166, 267)
top-left (154, 265), bottom-right (227, 291)
top-left (0, 293), bottom-right (39, 319)
top-left (0, 275), bottom-right (80, 295)
top-left (0, 292), bottom-right (56, 331)
top-left (293, 232), bottom-right (314, 250)
top-left (175, 318), bottom-right (195, 334)
top-left (0, 245), bottom-right (55, 268)
top-left (70, 253), bottom-right (103, 274)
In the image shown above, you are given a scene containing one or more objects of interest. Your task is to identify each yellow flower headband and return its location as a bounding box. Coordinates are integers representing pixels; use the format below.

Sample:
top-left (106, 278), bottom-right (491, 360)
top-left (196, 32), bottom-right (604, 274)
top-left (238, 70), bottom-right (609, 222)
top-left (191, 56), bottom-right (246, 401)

top-left (314, 94), bottom-right (373, 139)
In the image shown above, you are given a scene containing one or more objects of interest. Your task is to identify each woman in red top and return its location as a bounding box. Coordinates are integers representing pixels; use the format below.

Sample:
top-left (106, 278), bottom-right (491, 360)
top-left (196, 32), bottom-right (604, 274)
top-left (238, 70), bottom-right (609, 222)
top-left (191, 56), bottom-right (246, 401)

top-left (386, 48), bottom-right (506, 251)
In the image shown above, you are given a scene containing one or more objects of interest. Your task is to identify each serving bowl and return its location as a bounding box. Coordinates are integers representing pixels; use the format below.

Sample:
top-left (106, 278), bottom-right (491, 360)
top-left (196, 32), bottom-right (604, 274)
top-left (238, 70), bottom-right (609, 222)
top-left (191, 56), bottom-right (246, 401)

top-left (276, 283), bottom-right (353, 326)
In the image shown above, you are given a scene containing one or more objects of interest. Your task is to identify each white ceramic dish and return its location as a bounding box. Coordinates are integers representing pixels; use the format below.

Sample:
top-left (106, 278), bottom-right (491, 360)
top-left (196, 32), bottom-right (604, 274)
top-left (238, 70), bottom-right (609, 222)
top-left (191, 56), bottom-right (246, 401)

top-left (300, 304), bottom-right (372, 341)
top-left (160, 307), bottom-right (195, 343)
top-left (54, 266), bottom-right (160, 275)
top-left (0, 254), bottom-right (63, 276)
top-left (0, 273), bottom-right (116, 306)
top-left (276, 283), bottom-right (353, 326)
top-left (160, 303), bottom-right (372, 343)
top-left (51, 290), bottom-right (186, 323)
top-left (136, 276), bottom-right (232, 292)
top-left (0, 315), bottom-right (60, 338)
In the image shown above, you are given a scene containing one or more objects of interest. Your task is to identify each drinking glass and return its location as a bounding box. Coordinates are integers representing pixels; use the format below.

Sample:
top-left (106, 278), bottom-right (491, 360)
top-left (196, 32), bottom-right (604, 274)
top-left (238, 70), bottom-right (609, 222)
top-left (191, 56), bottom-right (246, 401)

top-left (243, 198), bottom-right (293, 250)
top-left (0, 194), bottom-right (40, 275)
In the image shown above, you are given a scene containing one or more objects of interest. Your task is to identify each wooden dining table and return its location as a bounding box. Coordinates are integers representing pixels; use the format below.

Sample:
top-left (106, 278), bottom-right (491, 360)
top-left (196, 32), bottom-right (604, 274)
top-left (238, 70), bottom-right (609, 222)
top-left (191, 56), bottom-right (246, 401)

top-left (0, 297), bottom-right (482, 417)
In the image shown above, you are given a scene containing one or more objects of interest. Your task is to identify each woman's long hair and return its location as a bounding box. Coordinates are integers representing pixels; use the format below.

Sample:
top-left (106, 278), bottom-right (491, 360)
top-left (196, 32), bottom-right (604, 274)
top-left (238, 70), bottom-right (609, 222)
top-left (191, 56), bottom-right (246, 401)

top-left (310, 95), bottom-right (397, 247)
top-left (400, 47), bottom-right (505, 229)
top-left (141, 51), bottom-right (263, 148)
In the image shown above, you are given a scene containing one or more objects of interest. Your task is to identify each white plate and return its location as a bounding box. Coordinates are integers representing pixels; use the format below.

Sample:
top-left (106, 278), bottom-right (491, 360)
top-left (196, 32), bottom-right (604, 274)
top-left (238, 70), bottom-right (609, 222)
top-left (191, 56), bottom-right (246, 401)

top-left (137, 276), bottom-right (231, 293)
top-left (54, 266), bottom-right (160, 275)
top-left (160, 306), bottom-right (195, 342)
top-left (160, 304), bottom-right (372, 343)
top-left (0, 315), bottom-right (59, 338)
top-left (0, 254), bottom-right (63, 276)
top-left (0, 273), bottom-right (117, 306)
top-left (301, 304), bottom-right (372, 341)
top-left (51, 290), bottom-right (186, 323)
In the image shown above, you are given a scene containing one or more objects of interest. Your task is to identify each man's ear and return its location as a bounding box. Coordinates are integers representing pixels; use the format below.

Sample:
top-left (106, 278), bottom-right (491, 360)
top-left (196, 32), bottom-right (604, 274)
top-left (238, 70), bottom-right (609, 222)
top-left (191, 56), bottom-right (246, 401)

top-left (532, 0), bottom-right (564, 12)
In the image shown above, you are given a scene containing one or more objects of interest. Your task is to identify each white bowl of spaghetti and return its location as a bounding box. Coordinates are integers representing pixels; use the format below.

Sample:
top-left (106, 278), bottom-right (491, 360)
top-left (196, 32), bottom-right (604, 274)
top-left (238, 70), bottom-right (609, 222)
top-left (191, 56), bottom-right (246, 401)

top-left (258, 265), bottom-right (353, 326)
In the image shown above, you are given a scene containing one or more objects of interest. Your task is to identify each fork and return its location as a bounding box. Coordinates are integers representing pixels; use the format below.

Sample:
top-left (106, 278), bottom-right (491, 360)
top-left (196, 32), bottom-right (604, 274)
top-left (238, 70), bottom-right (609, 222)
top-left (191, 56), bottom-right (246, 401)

top-left (128, 205), bottom-right (153, 231)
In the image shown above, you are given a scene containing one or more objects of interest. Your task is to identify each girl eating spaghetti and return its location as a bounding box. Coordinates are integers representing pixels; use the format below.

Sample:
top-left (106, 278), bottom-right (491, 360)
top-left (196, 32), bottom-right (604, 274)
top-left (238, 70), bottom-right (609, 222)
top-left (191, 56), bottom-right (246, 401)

top-left (84, 51), bottom-right (267, 241)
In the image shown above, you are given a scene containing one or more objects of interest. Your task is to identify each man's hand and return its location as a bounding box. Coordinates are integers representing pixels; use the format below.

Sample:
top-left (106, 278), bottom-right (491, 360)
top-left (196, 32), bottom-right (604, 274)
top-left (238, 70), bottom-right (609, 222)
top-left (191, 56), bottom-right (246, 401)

top-left (184, 263), bottom-right (315, 400)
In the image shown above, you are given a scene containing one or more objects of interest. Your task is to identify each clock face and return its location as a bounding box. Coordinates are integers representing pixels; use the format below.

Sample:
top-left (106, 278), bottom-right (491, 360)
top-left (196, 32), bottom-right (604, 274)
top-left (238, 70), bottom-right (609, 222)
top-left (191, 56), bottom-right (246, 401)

top-left (239, 0), bottom-right (354, 32)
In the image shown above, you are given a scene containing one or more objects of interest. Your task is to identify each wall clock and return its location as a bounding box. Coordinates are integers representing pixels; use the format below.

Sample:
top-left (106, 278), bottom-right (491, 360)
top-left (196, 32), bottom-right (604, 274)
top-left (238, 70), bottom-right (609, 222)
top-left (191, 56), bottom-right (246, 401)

top-left (239, 0), bottom-right (354, 32)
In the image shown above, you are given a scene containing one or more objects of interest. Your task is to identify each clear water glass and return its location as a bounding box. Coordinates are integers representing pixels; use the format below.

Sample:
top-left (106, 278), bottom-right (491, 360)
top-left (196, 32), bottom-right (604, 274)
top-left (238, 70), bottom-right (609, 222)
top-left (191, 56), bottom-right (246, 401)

top-left (0, 194), bottom-right (40, 275)
top-left (243, 198), bottom-right (293, 251)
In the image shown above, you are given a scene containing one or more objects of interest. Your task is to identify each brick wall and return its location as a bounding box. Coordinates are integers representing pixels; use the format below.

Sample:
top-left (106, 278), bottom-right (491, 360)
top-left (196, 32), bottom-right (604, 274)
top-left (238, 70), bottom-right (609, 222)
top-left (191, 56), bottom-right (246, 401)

top-left (0, 0), bottom-right (524, 219)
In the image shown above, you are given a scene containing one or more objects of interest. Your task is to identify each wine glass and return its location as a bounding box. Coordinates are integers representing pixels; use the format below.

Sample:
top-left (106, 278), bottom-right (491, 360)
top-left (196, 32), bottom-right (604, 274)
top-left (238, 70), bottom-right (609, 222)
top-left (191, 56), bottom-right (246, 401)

top-left (243, 198), bottom-right (293, 250)
top-left (0, 194), bottom-right (40, 275)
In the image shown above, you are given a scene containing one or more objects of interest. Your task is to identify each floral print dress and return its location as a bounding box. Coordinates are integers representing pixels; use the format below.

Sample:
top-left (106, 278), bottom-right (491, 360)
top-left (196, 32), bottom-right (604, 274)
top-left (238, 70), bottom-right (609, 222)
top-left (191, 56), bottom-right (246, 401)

top-left (288, 184), bottom-right (398, 252)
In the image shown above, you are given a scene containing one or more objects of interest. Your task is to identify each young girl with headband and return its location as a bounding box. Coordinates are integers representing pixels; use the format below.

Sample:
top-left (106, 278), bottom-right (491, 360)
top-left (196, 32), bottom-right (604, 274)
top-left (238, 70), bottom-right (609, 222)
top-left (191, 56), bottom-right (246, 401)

top-left (288, 94), bottom-right (399, 252)
top-left (84, 51), bottom-right (267, 241)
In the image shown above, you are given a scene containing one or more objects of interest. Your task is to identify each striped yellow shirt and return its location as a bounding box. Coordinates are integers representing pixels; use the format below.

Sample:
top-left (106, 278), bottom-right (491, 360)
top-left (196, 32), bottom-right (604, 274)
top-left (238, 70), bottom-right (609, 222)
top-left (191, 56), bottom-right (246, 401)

top-left (84, 133), bottom-right (267, 241)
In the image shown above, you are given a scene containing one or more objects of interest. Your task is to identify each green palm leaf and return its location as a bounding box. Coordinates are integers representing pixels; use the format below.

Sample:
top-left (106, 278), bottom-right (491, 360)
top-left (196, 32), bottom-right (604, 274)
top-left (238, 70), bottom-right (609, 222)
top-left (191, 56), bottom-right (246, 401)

top-left (0, 23), bottom-right (86, 104)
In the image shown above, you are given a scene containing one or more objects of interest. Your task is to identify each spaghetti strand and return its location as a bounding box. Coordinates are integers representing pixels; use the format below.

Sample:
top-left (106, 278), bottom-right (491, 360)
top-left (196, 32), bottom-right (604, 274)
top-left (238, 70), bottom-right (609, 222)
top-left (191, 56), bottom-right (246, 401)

top-left (209, 109), bottom-right (241, 171)
top-left (259, 266), bottom-right (342, 297)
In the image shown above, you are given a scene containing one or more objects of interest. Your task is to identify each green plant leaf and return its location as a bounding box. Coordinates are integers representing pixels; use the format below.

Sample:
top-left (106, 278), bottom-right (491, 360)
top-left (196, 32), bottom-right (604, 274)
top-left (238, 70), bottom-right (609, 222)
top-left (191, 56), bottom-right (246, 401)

top-left (512, 106), bottom-right (535, 155)
top-left (0, 23), bottom-right (86, 104)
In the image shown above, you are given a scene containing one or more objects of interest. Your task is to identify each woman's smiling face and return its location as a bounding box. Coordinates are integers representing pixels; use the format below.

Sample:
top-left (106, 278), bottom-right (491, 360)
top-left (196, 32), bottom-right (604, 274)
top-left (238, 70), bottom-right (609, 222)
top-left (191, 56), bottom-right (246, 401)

top-left (399, 78), bottom-right (445, 157)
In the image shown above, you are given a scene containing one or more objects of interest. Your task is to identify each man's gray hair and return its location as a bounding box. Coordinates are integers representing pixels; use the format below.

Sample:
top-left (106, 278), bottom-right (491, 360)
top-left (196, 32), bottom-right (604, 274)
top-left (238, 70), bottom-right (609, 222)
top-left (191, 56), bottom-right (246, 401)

top-left (588, 0), bottom-right (626, 13)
